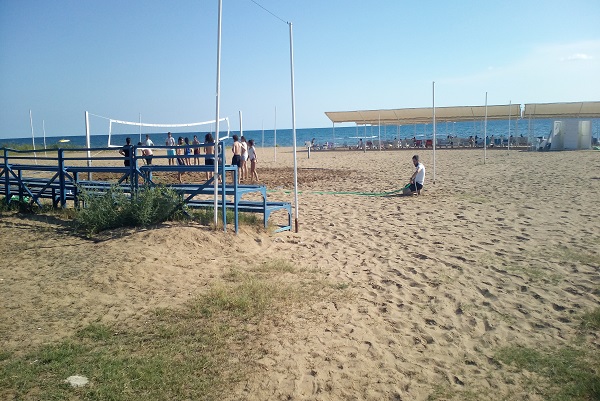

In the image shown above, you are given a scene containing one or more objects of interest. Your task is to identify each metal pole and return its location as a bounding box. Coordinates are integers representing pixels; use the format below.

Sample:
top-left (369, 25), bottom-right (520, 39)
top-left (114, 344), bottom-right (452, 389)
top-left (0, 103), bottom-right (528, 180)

top-left (378, 113), bottom-right (381, 151)
top-left (484, 92), bottom-right (488, 164)
top-left (289, 22), bottom-right (299, 232)
top-left (274, 106), bottom-right (277, 162)
top-left (42, 120), bottom-right (48, 157)
top-left (139, 113), bottom-right (142, 143)
top-left (508, 100), bottom-right (512, 151)
top-left (213, 0), bottom-right (222, 229)
top-left (85, 111), bottom-right (92, 180)
top-left (432, 81), bottom-right (436, 184)
top-left (29, 110), bottom-right (38, 164)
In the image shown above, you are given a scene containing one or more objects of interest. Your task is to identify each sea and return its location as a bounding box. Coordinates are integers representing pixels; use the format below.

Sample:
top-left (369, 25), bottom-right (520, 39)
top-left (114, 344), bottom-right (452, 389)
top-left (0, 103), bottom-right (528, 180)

top-left (1, 118), bottom-right (594, 149)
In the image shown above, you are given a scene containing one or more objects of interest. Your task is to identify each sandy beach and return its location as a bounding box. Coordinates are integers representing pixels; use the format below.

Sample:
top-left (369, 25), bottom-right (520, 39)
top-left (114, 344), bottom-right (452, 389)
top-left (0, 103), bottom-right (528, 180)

top-left (1, 146), bottom-right (599, 400)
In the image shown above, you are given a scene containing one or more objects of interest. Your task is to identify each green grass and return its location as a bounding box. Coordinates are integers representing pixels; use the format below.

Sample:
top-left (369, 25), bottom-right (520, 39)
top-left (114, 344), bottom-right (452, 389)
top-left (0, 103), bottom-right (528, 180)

top-left (554, 245), bottom-right (600, 267)
top-left (494, 308), bottom-right (600, 401)
top-left (580, 307), bottom-right (600, 331)
top-left (495, 344), bottom-right (599, 401)
top-left (0, 262), bottom-right (329, 401)
top-left (425, 309), bottom-right (600, 401)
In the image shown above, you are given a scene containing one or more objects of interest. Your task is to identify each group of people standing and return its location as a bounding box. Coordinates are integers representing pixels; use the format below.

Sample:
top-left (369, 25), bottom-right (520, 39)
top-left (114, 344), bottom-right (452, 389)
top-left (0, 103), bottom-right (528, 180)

top-left (121, 132), bottom-right (259, 184)
top-left (165, 132), bottom-right (215, 182)
top-left (231, 134), bottom-right (259, 184)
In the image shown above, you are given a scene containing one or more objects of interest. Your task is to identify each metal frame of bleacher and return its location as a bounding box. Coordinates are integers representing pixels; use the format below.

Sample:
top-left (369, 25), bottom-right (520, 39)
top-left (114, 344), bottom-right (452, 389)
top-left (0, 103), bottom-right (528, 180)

top-left (1, 144), bottom-right (292, 233)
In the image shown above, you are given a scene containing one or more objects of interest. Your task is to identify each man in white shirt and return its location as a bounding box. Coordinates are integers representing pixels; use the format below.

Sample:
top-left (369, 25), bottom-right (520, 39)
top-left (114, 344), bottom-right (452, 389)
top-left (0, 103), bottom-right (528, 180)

top-left (409, 154), bottom-right (425, 195)
top-left (144, 134), bottom-right (154, 147)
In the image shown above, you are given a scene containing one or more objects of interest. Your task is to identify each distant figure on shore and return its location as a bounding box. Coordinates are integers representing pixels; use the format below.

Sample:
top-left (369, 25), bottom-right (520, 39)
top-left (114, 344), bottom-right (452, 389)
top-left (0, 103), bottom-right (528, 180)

top-left (144, 134), bottom-right (154, 147)
top-left (166, 132), bottom-right (176, 165)
top-left (358, 138), bottom-right (363, 150)
top-left (231, 134), bottom-right (242, 184)
top-left (204, 133), bottom-right (215, 180)
top-left (248, 139), bottom-right (259, 183)
top-left (469, 136), bottom-right (475, 147)
top-left (137, 141), bottom-right (153, 165)
top-left (408, 154), bottom-right (425, 195)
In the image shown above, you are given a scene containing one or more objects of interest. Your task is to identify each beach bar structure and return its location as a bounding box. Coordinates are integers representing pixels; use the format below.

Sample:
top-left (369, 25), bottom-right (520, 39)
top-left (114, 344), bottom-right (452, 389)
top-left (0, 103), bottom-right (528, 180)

top-left (0, 143), bottom-right (292, 233)
top-left (325, 101), bottom-right (600, 149)
top-left (325, 104), bottom-right (522, 150)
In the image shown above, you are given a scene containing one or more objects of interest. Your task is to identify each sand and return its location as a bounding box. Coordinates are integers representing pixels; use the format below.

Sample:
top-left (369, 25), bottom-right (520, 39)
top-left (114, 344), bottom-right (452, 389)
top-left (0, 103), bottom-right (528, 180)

top-left (1, 146), bottom-right (599, 400)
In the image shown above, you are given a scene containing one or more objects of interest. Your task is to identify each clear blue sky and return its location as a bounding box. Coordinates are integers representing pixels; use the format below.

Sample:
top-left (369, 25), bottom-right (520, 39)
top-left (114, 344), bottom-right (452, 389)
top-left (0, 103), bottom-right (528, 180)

top-left (1, 0), bottom-right (599, 138)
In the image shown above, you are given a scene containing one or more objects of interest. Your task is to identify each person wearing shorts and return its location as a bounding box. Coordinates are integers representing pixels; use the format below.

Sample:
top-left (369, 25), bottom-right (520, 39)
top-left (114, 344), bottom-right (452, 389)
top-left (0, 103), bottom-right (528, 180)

top-left (204, 133), bottom-right (215, 180)
top-left (166, 132), bottom-right (176, 165)
top-left (231, 134), bottom-right (242, 184)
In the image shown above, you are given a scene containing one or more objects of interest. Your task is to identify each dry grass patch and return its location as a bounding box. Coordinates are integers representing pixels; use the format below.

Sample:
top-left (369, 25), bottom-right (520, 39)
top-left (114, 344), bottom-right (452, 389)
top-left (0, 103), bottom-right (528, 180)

top-left (0, 259), bottom-right (348, 401)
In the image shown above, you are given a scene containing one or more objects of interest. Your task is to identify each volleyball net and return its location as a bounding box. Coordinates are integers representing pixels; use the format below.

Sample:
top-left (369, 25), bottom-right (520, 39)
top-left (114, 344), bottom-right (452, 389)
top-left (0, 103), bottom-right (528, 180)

top-left (86, 112), bottom-right (231, 148)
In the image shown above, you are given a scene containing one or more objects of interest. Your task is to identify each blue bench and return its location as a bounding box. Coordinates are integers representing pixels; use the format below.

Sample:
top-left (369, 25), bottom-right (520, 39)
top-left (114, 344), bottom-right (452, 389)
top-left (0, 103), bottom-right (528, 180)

top-left (187, 199), bottom-right (292, 233)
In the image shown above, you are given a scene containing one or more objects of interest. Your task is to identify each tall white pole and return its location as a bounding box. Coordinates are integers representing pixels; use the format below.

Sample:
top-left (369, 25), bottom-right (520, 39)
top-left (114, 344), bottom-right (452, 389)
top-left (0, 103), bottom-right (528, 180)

top-left (84, 111), bottom-right (92, 179)
top-left (29, 110), bottom-right (38, 164)
top-left (507, 100), bottom-right (512, 151)
top-left (261, 120), bottom-right (264, 148)
top-left (332, 123), bottom-right (335, 150)
top-left (289, 22), bottom-right (299, 232)
top-left (378, 113), bottom-right (381, 151)
top-left (274, 106), bottom-right (277, 162)
top-left (139, 113), bottom-right (142, 143)
top-left (213, 0), bottom-right (223, 229)
top-left (239, 110), bottom-right (243, 138)
top-left (42, 119), bottom-right (48, 157)
top-left (484, 92), bottom-right (488, 164)
top-left (432, 81), bottom-right (436, 184)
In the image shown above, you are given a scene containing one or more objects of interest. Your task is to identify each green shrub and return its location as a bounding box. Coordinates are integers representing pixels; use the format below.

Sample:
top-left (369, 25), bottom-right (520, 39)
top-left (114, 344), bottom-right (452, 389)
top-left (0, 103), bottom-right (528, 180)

top-left (75, 185), bottom-right (183, 235)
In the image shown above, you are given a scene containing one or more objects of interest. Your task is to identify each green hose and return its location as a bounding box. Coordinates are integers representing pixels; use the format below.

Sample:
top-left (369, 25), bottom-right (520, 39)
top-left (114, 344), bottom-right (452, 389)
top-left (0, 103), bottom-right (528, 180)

top-left (269, 184), bottom-right (409, 197)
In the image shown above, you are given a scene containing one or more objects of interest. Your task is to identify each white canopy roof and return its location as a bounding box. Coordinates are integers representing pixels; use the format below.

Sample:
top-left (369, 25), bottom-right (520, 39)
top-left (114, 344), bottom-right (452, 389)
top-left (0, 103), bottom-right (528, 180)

top-left (523, 101), bottom-right (600, 119)
top-left (325, 104), bottom-right (520, 125)
top-left (326, 101), bottom-right (600, 125)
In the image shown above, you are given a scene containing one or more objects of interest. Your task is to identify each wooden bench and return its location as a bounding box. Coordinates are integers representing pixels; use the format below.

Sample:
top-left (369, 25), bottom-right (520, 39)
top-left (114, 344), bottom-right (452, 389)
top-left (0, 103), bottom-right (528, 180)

top-left (187, 198), bottom-right (292, 232)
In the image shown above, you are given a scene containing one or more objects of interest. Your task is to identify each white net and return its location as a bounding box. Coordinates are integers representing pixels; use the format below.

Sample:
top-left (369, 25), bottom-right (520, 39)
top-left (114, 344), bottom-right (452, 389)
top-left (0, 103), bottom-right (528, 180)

top-left (87, 113), bottom-right (230, 148)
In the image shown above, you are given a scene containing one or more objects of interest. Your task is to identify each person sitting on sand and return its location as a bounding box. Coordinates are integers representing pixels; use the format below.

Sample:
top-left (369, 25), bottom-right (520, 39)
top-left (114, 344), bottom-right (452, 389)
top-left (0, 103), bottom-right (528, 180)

top-left (408, 154), bottom-right (425, 195)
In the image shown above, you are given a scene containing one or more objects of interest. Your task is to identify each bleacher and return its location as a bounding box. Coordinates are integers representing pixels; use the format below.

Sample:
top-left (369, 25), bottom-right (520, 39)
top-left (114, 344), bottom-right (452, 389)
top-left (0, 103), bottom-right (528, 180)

top-left (1, 145), bottom-right (292, 233)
